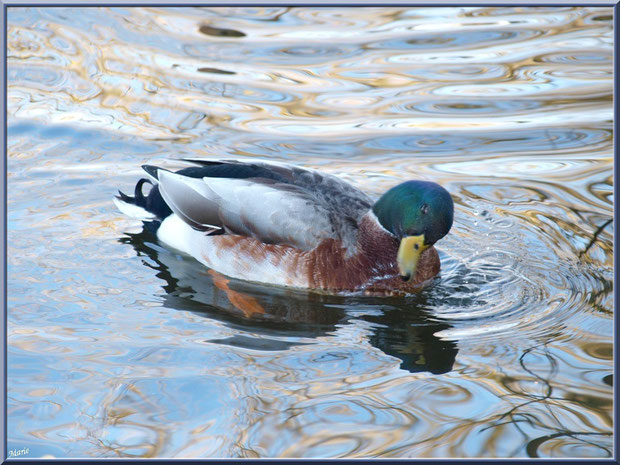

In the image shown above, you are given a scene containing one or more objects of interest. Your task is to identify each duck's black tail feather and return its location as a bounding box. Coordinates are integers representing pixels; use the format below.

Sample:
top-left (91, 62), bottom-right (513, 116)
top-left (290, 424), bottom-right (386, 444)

top-left (117, 178), bottom-right (150, 207)
top-left (114, 178), bottom-right (173, 222)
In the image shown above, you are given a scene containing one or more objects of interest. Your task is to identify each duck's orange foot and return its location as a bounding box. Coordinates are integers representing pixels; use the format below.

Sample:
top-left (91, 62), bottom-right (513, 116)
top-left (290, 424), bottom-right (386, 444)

top-left (207, 269), bottom-right (266, 318)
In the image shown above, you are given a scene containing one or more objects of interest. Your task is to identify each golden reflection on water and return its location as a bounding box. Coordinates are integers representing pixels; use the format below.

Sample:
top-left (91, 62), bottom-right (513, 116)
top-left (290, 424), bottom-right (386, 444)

top-left (7, 5), bottom-right (613, 459)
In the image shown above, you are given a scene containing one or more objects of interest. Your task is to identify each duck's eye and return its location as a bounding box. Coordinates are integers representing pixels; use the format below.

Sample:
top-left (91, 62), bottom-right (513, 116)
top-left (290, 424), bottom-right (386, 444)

top-left (421, 204), bottom-right (429, 214)
top-left (414, 243), bottom-right (419, 250)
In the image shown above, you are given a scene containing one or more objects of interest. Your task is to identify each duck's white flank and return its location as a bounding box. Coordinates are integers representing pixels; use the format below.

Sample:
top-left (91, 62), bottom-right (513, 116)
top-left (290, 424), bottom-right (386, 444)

top-left (157, 213), bottom-right (309, 288)
top-left (156, 214), bottom-right (198, 255)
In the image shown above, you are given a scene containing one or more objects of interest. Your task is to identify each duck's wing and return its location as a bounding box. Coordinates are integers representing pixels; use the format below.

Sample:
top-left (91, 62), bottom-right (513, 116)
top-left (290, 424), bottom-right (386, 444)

top-left (151, 159), bottom-right (372, 251)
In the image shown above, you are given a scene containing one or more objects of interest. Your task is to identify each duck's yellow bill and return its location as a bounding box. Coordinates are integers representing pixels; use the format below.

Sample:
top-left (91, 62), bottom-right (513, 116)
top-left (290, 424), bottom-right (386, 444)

top-left (397, 235), bottom-right (429, 282)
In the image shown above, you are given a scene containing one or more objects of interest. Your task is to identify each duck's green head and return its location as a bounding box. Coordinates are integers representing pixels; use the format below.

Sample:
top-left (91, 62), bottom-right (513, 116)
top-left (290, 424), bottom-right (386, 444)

top-left (372, 180), bottom-right (454, 282)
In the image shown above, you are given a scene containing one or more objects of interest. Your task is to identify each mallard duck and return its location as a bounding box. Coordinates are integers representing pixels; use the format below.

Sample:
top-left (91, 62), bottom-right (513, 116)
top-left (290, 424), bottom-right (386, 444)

top-left (114, 159), bottom-right (454, 294)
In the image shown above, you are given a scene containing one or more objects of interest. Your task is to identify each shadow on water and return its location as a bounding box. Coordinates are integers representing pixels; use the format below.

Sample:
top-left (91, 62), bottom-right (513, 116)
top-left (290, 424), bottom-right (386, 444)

top-left (121, 227), bottom-right (459, 375)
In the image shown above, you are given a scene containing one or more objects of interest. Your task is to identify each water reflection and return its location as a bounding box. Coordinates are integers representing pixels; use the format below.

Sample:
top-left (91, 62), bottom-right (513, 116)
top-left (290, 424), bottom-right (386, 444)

top-left (198, 24), bottom-right (246, 38)
top-left (121, 228), bottom-right (458, 375)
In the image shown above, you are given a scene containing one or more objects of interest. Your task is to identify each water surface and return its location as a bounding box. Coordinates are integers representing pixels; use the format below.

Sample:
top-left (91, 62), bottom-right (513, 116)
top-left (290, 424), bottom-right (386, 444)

top-left (6, 6), bottom-right (613, 458)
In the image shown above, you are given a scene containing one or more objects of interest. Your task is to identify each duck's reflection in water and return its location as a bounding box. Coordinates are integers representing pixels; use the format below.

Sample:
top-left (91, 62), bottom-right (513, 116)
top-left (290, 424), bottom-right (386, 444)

top-left (122, 229), bottom-right (458, 375)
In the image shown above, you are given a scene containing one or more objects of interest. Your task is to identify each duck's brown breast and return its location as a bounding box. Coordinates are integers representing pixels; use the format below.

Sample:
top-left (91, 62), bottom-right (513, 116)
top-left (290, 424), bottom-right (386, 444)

top-left (304, 213), bottom-right (441, 293)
